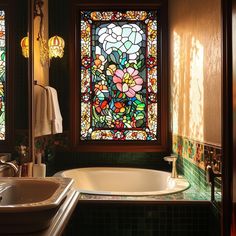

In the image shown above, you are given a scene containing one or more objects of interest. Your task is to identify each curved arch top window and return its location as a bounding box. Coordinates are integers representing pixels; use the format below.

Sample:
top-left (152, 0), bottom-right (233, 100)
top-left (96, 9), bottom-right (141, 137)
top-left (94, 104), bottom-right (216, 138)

top-left (80, 11), bottom-right (158, 141)
top-left (0, 10), bottom-right (5, 140)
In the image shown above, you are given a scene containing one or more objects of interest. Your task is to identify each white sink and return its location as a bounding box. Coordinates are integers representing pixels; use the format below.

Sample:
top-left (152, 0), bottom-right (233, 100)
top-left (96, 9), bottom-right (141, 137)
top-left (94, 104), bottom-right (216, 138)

top-left (0, 177), bottom-right (73, 234)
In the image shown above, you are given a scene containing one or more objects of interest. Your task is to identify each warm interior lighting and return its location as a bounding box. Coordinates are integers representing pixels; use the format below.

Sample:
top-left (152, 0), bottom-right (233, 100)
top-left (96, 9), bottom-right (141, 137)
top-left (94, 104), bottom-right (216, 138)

top-left (20, 35), bottom-right (65, 63)
top-left (32, 1), bottom-right (64, 65)
top-left (20, 36), bottom-right (29, 58)
top-left (189, 36), bottom-right (204, 141)
top-left (48, 35), bottom-right (65, 59)
top-left (172, 31), bottom-right (204, 142)
top-left (172, 31), bottom-right (181, 135)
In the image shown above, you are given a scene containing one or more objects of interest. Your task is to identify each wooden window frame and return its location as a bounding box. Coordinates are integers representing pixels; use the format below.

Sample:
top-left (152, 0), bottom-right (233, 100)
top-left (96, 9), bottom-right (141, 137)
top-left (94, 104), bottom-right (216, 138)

top-left (69, 0), bottom-right (170, 152)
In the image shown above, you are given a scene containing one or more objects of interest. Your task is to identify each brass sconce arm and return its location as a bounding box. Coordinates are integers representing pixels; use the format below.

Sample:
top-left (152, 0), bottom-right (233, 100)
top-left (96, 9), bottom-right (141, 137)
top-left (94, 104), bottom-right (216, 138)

top-left (34, 0), bottom-right (44, 40)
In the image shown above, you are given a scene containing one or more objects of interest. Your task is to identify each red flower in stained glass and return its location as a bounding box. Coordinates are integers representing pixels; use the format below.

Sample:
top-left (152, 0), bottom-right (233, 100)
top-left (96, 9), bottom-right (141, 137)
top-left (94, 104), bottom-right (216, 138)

top-left (146, 56), bottom-right (156, 68)
top-left (82, 56), bottom-right (92, 69)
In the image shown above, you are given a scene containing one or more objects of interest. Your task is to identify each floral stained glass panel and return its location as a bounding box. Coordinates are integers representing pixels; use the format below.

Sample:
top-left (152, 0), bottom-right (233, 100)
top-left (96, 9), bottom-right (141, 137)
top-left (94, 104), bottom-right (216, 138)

top-left (0, 10), bottom-right (5, 140)
top-left (80, 11), bottom-right (158, 141)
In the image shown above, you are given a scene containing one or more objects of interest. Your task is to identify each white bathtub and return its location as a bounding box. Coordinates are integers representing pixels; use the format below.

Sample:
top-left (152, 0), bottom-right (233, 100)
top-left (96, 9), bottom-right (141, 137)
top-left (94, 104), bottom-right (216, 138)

top-left (55, 167), bottom-right (190, 196)
top-left (56, 167), bottom-right (189, 196)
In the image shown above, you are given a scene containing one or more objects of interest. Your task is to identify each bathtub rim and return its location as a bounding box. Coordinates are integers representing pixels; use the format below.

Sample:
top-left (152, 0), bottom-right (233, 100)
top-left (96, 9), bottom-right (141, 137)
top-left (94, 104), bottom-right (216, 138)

top-left (54, 167), bottom-right (190, 196)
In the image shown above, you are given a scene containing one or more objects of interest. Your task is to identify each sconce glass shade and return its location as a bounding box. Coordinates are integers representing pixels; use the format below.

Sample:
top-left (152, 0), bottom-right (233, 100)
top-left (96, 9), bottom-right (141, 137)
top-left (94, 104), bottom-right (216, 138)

top-left (20, 36), bottom-right (29, 58)
top-left (48, 35), bottom-right (65, 59)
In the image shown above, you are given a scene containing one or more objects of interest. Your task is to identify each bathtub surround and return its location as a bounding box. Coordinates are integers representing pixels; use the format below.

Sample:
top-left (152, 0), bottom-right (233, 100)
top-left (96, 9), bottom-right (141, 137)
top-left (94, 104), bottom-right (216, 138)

top-left (60, 165), bottom-right (220, 235)
top-left (173, 135), bottom-right (222, 198)
top-left (64, 203), bottom-right (220, 236)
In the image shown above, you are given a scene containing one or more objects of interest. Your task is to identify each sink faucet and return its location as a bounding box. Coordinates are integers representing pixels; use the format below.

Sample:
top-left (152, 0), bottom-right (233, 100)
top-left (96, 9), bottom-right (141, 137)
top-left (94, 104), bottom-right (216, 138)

top-left (164, 155), bottom-right (178, 178)
top-left (0, 160), bottom-right (19, 176)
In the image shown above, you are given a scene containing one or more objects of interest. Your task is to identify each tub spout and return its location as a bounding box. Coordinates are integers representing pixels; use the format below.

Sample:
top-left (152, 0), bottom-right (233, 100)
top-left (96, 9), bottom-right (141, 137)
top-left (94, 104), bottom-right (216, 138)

top-left (164, 155), bottom-right (178, 178)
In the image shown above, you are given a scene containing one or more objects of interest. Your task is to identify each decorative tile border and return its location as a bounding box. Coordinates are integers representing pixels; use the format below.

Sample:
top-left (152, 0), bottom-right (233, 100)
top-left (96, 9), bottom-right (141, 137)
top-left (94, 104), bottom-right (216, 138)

top-left (172, 134), bottom-right (222, 193)
top-left (172, 135), bottom-right (222, 171)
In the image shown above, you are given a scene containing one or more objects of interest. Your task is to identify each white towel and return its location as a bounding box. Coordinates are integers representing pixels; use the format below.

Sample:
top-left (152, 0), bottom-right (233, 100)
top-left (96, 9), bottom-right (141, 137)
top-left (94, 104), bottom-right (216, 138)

top-left (34, 85), bottom-right (51, 137)
top-left (46, 86), bottom-right (63, 134)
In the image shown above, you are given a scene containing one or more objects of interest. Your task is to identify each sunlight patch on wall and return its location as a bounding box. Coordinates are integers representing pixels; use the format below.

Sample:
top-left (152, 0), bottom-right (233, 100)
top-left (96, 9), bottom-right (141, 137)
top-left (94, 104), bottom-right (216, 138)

top-left (169, 0), bottom-right (221, 146)
top-left (189, 37), bottom-right (204, 141)
top-left (172, 31), bottom-right (181, 135)
top-left (172, 32), bottom-right (204, 142)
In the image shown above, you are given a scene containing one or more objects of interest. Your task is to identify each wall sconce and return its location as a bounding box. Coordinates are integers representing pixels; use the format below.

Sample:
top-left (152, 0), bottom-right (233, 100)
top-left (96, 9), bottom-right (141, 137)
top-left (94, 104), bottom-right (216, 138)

top-left (48, 35), bottom-right (65, 59)
top-left (20, 0), bottom-right (65, 65)
top-left (20, 35), bottom-right (65, 61)
top-left (20, 36), bottom-right (29, 58)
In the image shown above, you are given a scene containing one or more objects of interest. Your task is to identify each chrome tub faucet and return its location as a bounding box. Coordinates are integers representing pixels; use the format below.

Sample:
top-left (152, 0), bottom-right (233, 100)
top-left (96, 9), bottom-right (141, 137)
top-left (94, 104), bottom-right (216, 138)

top-left (164, 155), bottom-right (178, 178)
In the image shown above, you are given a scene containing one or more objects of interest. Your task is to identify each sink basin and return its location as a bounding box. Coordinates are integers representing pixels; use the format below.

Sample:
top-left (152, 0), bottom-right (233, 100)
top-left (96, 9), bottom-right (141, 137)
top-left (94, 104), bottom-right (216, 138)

top-left (0, 177), bottom-right (73, 234)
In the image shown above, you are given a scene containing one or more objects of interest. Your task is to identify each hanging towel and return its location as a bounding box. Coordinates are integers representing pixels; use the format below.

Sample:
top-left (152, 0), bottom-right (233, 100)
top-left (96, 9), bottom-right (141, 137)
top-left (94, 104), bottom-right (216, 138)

top-left (46, 86), bottom-right (63, 134)
top-left (34, 85), bottom-right (51, 137)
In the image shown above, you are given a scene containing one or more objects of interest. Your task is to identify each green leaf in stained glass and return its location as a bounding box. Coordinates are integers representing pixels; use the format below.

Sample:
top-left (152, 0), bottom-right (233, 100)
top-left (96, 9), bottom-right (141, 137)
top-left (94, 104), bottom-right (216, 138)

top-left (125, 123), bottom-right (132, 128)
top-left (136, 112), bottom-right (145, 120)
top-left (137, 103), bottom-right (145, 111)
top-left (136, 94), bottom-right (144, 102)
top-left (136, 119), bottom-right (144, 127)
top-left (92, 106), bottom-right (99, 121)
top-left (1, 51), bottom-right (5, 61)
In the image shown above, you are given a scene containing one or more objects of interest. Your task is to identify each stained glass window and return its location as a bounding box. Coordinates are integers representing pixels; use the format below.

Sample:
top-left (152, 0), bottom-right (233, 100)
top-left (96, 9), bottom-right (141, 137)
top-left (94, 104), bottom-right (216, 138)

top-left (0, 10), bottom-right (5, 140)
top-left (80, 11), bottom-right (158, 141)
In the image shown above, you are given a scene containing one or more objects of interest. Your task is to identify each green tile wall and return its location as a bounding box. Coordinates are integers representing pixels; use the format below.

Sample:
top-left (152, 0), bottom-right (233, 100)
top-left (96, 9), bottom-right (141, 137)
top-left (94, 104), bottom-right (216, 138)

top-left (52, 151), bottom-right (170, 176)
top-left (173, 135), bottom-right (222, 201)
top-left (177, 157), bottom-right (209, 190)
top-left (64, 203), bottom-right (219, 236)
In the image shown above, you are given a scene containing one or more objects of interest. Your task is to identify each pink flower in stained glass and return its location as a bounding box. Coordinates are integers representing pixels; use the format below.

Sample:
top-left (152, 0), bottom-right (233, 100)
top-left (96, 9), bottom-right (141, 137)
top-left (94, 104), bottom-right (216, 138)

top-left (113, 67), bottom-right (143, 98)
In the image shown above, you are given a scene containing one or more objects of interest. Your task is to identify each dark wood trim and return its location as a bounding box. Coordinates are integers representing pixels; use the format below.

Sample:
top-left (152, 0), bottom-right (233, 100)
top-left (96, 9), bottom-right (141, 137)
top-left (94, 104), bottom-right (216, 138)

top-left (222, 0), bottom-right (233, 235)
top-left (28, 0), bottom-right (34, 162)
top-left (69, 1), bottom-right (170, 152)
top-left (232, 0), bottom-right (236, 234)
top-left (73, 0), bottom-right (165, 7)
top-left (69, 0), bottom-right (77, 148)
